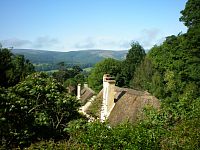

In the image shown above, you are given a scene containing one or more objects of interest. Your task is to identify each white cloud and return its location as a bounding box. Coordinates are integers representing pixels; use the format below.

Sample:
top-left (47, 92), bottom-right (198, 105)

top-left (74, 37), bottom-right (96, 49)
top-left (71, 36), bottom-right (131, 50)
top-left (0, 28), bottom-right (164, 51)
top-left (0, 38), bottom-right (32, 48)
top-left (0, 36), bottom-right (61, 50)
top-left (68, 28), bottom-right (163, 51)
top-left (33, 36), bottom-right (59, 49)
top-left (135, 28), bottom-right (161, 49)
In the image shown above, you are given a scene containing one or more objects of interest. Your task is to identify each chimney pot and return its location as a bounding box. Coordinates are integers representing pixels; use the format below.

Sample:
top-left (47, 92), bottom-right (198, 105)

top-left (77, 84), bottom-right (81, 100)
top-left (84, 83), bottom-right (88, 88)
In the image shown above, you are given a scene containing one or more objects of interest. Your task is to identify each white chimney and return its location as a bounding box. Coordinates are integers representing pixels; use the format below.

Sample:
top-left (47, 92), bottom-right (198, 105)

top-left (84, 82), bottom-right (88, 88)
top-left (77, 83), bottom-right (81, 100)
top-left (101, 74), bottom-right (116, 122)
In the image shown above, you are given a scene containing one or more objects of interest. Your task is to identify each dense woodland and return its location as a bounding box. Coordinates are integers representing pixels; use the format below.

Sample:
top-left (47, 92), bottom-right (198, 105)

top-left (0, 0), bottom-right (200, 149)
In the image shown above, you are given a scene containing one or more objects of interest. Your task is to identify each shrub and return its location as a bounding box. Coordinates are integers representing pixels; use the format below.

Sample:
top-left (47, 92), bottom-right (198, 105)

top-left (0, 72), bottom-right (81, 149)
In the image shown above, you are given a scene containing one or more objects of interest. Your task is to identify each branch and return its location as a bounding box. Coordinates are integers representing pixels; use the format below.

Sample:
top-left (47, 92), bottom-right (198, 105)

top-left (28, 103), bottom-right (44, 113)
top-left (56, 113), bottom-right (64, 129)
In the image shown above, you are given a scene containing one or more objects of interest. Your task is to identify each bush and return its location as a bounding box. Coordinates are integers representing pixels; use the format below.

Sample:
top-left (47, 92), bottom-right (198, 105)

top-left (0, 72), bottom-right (81, 149)
top-left (67, 111), bottom-right (163, 150)
top-left (67, 99), bottom-right (200, 149)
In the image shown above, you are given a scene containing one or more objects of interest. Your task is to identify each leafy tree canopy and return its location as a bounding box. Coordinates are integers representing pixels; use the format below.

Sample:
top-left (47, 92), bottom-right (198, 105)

top-left (88, 58), bottom-right (122, 91)
top-left (52, 64), bottom-right (83, 83)
top-left (122, 41), bottom-right (146, 86)
top-left (180, 0), bottom-right (200, 29)
top-left (0, 47), bottom-right (35, 87)
top-left (0, 72), bottom-right (81, 148)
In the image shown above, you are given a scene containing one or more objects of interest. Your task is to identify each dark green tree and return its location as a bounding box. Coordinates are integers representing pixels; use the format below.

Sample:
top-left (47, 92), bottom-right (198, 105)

top-left (8, 55), bottom-right (35, 86)
top-left (180, 0), bottom-right (200, 29)
top-left (180, 0), bottom-right (200, 87)
top-left (74, 73), bottom-right (85, 84)
top-left (0, 48), bottom-right (13, 87)
top-left (0, 72), bottom-right (81, 149)
top-left (72, 65), bottom-right (83, 75)
top-left (0, 47), bottom-right (34, 87)
top-left (88, 58), bottom-right (122, 91)
top-left (122, 42), bottom-right (146, 86)
top-left (57, 62), bottom-right (65, 70)
top-left (130, 57), bottom-right (154, 90)
top-left (52, 65), bottom-right (83, 83)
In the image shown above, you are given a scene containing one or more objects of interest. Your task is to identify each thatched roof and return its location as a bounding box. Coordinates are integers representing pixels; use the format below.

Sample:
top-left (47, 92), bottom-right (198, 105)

top-left (108, 87), bottom-right (160, 126)
top-left (80, 87), bottom-right (95, 104)
top-left (84, 86), bottom-right (160, 125)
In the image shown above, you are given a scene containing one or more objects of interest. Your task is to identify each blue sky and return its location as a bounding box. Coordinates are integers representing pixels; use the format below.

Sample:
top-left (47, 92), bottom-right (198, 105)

top-left (0, 0), bottom-right (187, 51)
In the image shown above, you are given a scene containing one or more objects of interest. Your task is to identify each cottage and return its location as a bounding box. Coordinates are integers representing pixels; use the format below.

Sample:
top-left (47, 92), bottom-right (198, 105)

top-left (100, 74), bottom-right (160, 125)
top-left (78, 74), bottom-right (160, 125)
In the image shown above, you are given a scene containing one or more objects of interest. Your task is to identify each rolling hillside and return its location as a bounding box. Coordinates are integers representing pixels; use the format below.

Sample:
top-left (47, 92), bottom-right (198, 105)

top-left (12, 49), bottom-right (128, 65)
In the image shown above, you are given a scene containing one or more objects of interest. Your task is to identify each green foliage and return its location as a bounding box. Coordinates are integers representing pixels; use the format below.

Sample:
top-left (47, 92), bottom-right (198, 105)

top-left (64, 78), bottom-right (77, 88)
top-left (0, 47), bottom-right (35, 87)
top-left (0, 72), bottom-right (81, 149)
top-left (88, 58), bottom-right (122, 91)
top-left (67, 109), bottom-right (164, 150)
top-left (159, 97), bottom-right (200, 149)
top-left (38, 93), bottom-right (199, 150)
top-left (66, 97), bottom-right (200, 149)
top-left (122, 41), bottom-right (146, 86)
top-left (8, 55), bottom-right (35, 86)
top-left (52, 63), bottom-right (87, 96)
top-left (74, 74), bottom-right (85, 85)
top-left (126, 1), bottom-right (200, 149)
top-left (52, 64), bottom-right (83, 83)
top-left (150, 71), bottom-right (165, 98)
top-left (140, 32), bottom-right (199, 100)
top-left (28, 140), bottom-right (72, 150)
top-left (180, 0), bottom-right (200, 29)
top-left (0, 1), bottom-right (199, 149)
top-left (130, 57), bottom-right (154, 90)
top-left (87, 42), bottom-right (146, 89)
top-left (27, 1), bottom-right (200, 149)
top-left (0, 48), bottom-right (13, 87)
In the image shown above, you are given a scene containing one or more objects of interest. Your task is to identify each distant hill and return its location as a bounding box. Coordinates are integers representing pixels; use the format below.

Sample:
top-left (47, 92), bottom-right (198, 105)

top-left (12, 49), bottom-right (128, 65)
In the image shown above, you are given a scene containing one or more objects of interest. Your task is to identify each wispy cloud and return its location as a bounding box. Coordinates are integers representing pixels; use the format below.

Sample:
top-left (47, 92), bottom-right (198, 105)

top-left (0, 28), bottom-right (164, 51)
top-left (33, 36), bottom-right (59, 49)
top-left (0, 38), bottom-right (32, 48)
top-left (74, 37), bottom-right (96, 49)
top-left (72, 36), bottom-right (131, 50)
top-left (70, 28), bottom-right (163, 51)
top-left (0, 36), bottom-right (60, 50)
top-left (136, 28), bottom-right (161, 49)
